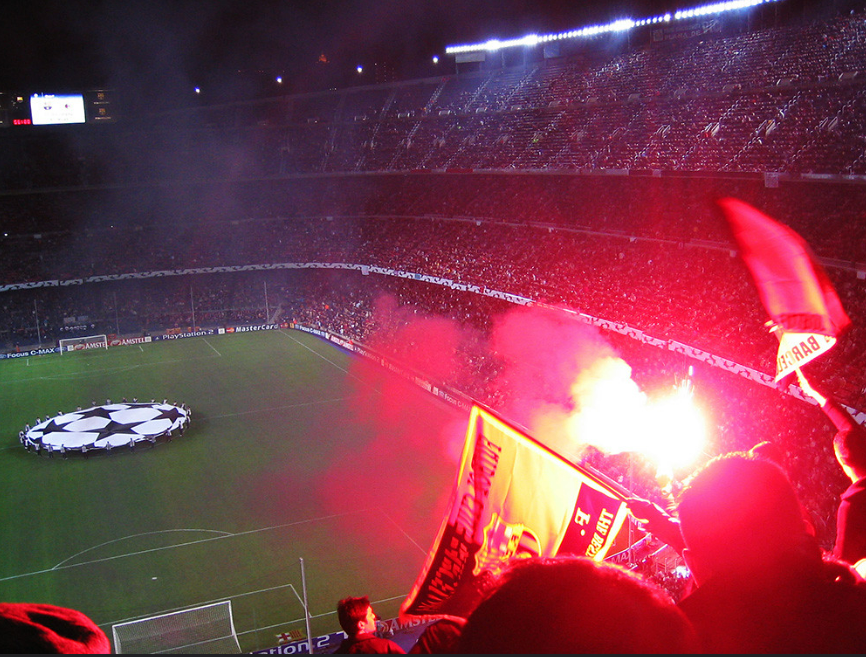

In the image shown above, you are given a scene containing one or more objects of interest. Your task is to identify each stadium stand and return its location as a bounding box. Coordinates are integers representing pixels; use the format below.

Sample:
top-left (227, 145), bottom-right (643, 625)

top-left (2, 12), bottom-right (866, 184)
top-left (2, 3), bottom-right (866, 614)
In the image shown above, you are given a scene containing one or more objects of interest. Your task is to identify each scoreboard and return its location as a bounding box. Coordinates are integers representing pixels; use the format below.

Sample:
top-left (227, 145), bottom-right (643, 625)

top-left (0, 89), bottom-right (116, 127)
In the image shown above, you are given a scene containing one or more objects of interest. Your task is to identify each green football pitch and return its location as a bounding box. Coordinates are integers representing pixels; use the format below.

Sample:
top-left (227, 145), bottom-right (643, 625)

top-left (0, 329), bottom-right (466, 652)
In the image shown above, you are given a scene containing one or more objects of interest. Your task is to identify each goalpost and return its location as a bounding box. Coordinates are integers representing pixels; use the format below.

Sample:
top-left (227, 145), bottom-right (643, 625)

top-left (112, 600), bottom-right (242, 654)
top-left (59, 334), bottom-right (108, 353)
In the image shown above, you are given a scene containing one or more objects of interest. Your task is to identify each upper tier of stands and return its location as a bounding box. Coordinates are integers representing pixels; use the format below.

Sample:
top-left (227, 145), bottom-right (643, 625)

top-left (2, 10), bottom-right (866, 187)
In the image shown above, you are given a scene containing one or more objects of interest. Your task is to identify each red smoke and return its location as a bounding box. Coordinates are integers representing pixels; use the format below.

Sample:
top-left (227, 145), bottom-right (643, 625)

top-left (316, 294), bottom-right (471, 556)
top-left (366, 293), bottom-right (470, 391)
top-left (486, 305), bottom-right (619, 425)
top-left (316, 299), bottom-right (619, 542)
top-left (315, 296), bottom-right (703, 561)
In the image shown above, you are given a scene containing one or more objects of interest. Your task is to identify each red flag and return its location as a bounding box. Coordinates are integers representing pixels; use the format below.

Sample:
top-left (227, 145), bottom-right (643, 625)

top-left (718, 198), bottom-right (850, 379)
top-left (719, 197), bottom-right (850, 335)
top-left (399, 405), bottom-right (633, 619)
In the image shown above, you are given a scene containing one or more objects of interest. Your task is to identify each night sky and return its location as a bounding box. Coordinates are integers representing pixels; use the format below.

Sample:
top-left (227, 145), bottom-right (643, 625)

top-left (0, 0), bottom-right (830, 109)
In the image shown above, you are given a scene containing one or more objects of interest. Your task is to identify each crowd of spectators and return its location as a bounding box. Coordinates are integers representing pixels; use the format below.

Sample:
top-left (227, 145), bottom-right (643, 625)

top-left (325, 286), bottom-right (866, 653)
top-left (2, 10), bottom-right (866, 188)
top-left (2, 173), bottom-right (865, 406)
top-left (4, 172), bottom-right (865, 268)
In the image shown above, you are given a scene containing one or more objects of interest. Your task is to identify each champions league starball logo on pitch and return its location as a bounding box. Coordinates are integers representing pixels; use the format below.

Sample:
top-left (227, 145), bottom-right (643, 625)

top-left (23, 402), bottom-right (190, 454)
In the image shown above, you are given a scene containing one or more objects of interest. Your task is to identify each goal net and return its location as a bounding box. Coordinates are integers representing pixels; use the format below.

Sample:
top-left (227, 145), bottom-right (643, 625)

top-left (59, 334), bottom-right (108, 353)
top-left (112, 601), bottom-right (242, 654)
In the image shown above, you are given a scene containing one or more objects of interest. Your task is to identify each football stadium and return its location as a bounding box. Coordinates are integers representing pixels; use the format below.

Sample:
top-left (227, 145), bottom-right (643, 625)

top-left (3, 0), bottom-right (866, 653)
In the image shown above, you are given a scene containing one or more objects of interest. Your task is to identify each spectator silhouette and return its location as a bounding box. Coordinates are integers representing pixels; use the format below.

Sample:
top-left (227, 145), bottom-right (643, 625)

top-left (798, 369), bottom-right (866, 567)
top-left (0, 602), bottom-right (110, 653)
top-left (676, 452), bottom-right (866, 652)
top-left (628, 435), bottom-right (818, 562)
top-left (407, 618), bottom-right (465, 654)
top-left (457, 556), bottom-right (697, 653)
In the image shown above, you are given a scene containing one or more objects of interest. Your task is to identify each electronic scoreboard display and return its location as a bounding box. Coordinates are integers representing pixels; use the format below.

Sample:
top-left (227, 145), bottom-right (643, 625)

top-left (30, 93), bottom-right (86, 125)
top-left (0, 90), bottom-right (116, 127)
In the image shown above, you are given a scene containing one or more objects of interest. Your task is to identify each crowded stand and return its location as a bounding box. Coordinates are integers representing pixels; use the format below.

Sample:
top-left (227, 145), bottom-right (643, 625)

top-left (2, 176), bottom-right (865, 405)
top-left (4, 5), bottom-right (866, 652)
top-left (2, 12), bottom-right (866, 186)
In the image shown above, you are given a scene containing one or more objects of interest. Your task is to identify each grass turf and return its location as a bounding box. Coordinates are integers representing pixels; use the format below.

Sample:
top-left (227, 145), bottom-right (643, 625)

top-left (0, 329), bottom-right (465, 652)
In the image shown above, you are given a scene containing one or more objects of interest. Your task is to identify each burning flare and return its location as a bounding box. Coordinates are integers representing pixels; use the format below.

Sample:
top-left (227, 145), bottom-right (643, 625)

top-left (531, 358), bottom-right (706, 478)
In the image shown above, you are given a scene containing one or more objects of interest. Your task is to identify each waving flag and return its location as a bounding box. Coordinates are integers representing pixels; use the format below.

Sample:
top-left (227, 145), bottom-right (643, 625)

top-left (718, 198), bottom-right (850, 380)
top-left (400, 405), bottom-right (632, 619)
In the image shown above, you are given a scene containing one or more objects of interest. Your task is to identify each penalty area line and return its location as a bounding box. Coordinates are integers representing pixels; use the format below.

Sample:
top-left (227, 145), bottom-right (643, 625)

top-left (52, 528), bottom-right (234, 570)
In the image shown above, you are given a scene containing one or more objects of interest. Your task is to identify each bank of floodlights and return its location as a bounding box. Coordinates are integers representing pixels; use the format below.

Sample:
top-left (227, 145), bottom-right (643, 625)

top-left (445, 0), bottom-right (782, 55)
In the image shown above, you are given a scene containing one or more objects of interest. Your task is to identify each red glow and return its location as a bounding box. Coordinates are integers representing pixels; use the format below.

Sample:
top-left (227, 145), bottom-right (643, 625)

top-left (487, 307), bottom-right (706, 473)
top-left (535, 356), bottom-right (706, 472)
top-left (642, 383), bottom-right (707, 472)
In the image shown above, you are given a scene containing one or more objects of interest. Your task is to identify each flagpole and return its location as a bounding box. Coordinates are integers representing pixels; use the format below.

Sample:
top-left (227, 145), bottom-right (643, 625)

top-left (190, 284), bottom-right (196, 329)
top-left (300, 557), bottom-right (314, 654)
top-left (34, 299), bottom-right (42, 347)
top-left (114, 291), bottom-right (120, 336)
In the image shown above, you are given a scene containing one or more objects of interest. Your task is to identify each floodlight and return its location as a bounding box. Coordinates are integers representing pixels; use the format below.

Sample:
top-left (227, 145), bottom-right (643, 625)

top-left (675, 0), bottom-right (772, 21)
top-left (444, 0), bottom-right (779, 54)
top-left (611, 19), bottom-right (636, 31)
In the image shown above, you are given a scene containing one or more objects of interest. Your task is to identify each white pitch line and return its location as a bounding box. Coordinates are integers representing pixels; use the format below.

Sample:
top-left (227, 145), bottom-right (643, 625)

top-left (53, 528), bottom-right (234, 570)
top-left (207, 397), bottom-right (351, 420)
top-left (0, 354), bottom-right (221, 386)
top-left (289, 583), bottom-right (307, 610)
top-left (0, 511), bottom-right (359, 584)
top-left (279, 329), bottom-right (361, 380)
top-left (381, 510), bottom-right (428, 555)
top-left (202, 338), bottom-right (222, 357)
top-left (36, 364), bottom-right (141, 381)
